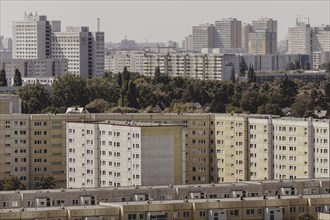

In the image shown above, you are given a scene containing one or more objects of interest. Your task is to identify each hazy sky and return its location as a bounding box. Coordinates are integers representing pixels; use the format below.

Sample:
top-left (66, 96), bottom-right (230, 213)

top-left (1, 0), bottom-right (329, 43)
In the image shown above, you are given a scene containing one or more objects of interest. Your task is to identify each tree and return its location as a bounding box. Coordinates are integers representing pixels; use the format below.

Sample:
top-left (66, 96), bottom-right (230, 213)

top-left (19, 83), bottom-right (47, 113)
top-left (13, 68), bottom-right (22, 86)
top-left (327, 61), bottom-right (330, 73)
top-left (295, 60), bottom-right (301, 70)
top-left (36, 175), bottom-right (56, 189)
top-left (50, 73), bottom-right (89, 108)
top-left (239, 62), bottom-right (245, 75)
top-left (153, 66), bottom-right (162, 83)
top-left (257, 103), bottom-right (282, 115)
top-left (0, 175), bottom-right (25, 191)
top-left (85, 99), bottom-right (112, 113)
top-left (247, 64), bottom-right (256, 83)
top-left (286, 62), bottom-right (295, 71)
top-left (303, 61), bottom-right (310, 70)
top-left (296, 213), bottom-right (315, 220)
top-left (230, 65), bottom-right (236, 84)
top-left (0, 69), bottom-right (8, 86)
top-left (118, 67), bottom-right (130, 107)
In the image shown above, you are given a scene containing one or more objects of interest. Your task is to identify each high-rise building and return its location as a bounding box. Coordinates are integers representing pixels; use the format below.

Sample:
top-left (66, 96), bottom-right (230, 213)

top-left (312, 25), bottom-right (330, 53)
top-left (52, 26), bottom-right (104, 78)
top-left (214, 18), bottom-right (241, 49)
top-left (12, 13), bottom-right (60, 59)
top-left (12, 13), bottom-right (104, 77)
top-left (241, 23), bottom-right (252, 50)
top-left (192, 24), bottom-right (215, 51)
top-left (248, 18), bottom-right (277, 55)
top-left (288, 21), bottom-right (312, 55)
top-left (182, 35), bottom-right (193, 51)
top-left (248, 31), bottom-right (277, 55)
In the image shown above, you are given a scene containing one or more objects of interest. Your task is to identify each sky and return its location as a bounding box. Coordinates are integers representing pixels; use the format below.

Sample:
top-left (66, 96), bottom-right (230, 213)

top-left (0, 0), bottom-right (329, 43)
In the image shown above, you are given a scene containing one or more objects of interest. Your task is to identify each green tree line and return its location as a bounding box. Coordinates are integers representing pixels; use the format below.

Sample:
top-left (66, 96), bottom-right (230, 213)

top-left (15, 66), bottom-right (330, 117)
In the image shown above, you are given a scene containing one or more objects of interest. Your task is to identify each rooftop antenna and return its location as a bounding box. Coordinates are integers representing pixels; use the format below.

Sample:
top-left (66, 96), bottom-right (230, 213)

top-left (97, 18), bottom-right (100, 32)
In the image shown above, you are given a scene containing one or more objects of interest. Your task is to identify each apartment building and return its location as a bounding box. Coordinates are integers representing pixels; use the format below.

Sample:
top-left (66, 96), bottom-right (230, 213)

top-left (192, 24), bottom-right (215, 51)
top-left (289, 21), bottom-right (330, 67)
top-left (66, 120), bottom-right (184, 188)
top-left (1, 179), bottom-right (330, 220)
top-left (12, 13), bottom-right (60, 59)
top-left (0, 59), bottom-right (68, 81)
top-left (104, 52), bottom-right (241, 80)
top-left (1, 113), bottom-right (330, 190)
top-left (248, 18), bottom-right (277, 55)
top-left (12, 13), bottom-right (104, 78)
top-left (214, 18), bottom-right (241, 49)
top-left (213, 114), bottom-right (249, 182)
top-left (52, 26), bottom-right (104, 78)
top-left (288, 22), bottom-right (312, 55)
top-left (241, 23), bottom-right (253, 50)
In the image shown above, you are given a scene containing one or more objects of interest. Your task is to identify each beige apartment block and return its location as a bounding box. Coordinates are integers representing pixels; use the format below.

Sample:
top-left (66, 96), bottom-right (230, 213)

top-left (214, 114), bottom-right (248, 182)
top-left (272, 118), bottom-right (313, 180)
top-left (312, 120), bottom-right (330, 178)
top-left (1, 113), bottom-right (330, 190)
top-left (0, 114), bottom-right (30, 188)
top-left (248, 116), bottom-right (273, 180)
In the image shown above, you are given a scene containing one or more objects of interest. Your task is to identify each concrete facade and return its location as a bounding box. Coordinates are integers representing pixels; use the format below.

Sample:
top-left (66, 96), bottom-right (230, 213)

top-left (66, 121), bottom-right (184, 188)
top-left (1, 113), bottom-right (330, 190)
top-left (214, 18), bottom-right (241, 49)
top-left (1, 179), bottom-right (330, 220)
top-left (192, 24), bottom-right (215, 51)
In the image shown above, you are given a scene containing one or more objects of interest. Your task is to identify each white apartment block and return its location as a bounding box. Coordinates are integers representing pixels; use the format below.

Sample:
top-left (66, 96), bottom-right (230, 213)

top-left (0, 59), bottom-right (68, 82)
top-left (104, 52), bottom-right (242, 80)
top-left (288, 23), bottom-right (330, 67)
top-left (52, 27), bottom-right (89, 76)
top-left (13, 14), bottom-right (104, 77)
top-left (52, 27), bottom-right (105, 77)
top-left (214, 18), bottom-right (241, 49)
top-left (288, 22), bottom-right (312, 55)
top-left (12, 13), bottom-right (60, 59)
top-left (66, 121), bottom-right (184, 188)
top-left (192, 24), bottom-right (215, 51)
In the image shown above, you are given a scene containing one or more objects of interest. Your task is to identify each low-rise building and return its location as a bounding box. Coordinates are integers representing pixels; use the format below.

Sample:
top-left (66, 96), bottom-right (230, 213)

top-left (0, 179), bottom-right (330, 220)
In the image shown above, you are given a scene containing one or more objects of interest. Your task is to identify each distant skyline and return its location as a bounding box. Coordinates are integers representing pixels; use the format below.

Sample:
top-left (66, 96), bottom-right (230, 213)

top-left (1, 0), bottom-right (329, 43)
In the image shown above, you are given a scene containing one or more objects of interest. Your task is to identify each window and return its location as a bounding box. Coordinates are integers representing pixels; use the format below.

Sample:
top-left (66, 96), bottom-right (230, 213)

top-left (230, 210), bottom-right (239, 216)
top-left (246, 209), bottom-right (255, 215)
